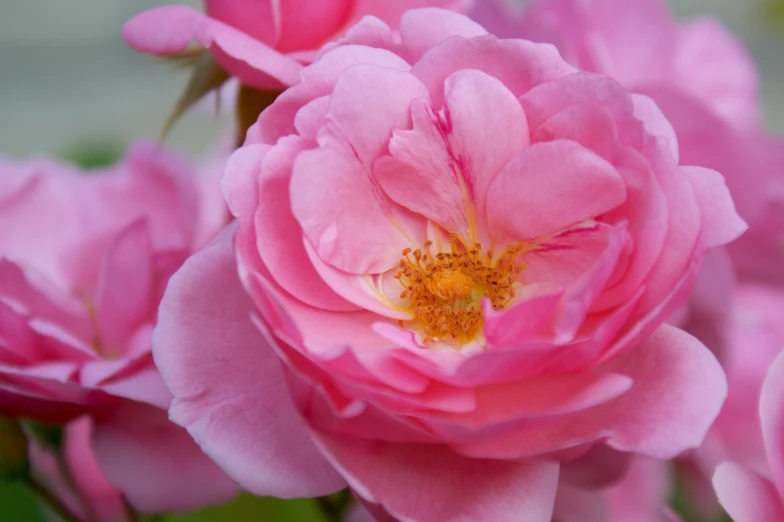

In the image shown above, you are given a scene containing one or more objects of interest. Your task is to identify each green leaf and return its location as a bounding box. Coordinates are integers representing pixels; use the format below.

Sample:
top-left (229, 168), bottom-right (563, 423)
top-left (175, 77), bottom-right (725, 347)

top-left (0, 481), bottom-right (44, 521)
top-left (154, 494), bottom-right (329, 522)
top-left (161, 49), bottom-right (231, 139)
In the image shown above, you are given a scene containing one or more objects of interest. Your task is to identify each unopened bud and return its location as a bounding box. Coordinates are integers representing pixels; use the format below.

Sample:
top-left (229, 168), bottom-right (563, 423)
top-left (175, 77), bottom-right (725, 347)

top-left (0, 416), bottom-right (29, 480)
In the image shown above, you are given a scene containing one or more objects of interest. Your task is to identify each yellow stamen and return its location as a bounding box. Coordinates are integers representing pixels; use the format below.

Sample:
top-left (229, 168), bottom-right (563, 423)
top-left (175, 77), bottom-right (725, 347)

top-left (395, 237), bottom-right (525, 346)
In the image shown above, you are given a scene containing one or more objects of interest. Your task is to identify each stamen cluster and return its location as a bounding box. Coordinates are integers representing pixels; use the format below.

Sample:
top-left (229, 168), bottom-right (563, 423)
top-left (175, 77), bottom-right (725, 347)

top-left (395, 234), bottom-right (525, 344)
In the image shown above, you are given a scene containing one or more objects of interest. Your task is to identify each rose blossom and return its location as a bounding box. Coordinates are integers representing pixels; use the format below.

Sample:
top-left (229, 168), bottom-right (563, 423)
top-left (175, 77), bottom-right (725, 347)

top-left (123, 0), bottom-right (473, 90)
top-left (0, 143), bottom-right (237, 513)
top-left (154, 9), bottom-right (745, 521)
top-left (713, 348), bottom-right (784, 522)
top-left (699, 285), bottom-right (784, 473)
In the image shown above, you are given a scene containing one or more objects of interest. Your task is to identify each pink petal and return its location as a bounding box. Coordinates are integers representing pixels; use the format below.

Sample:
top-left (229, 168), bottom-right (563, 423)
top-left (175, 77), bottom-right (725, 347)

top-left (80, 359), bottom-right (172, 410)
top-left (591, 147), bottom-right (669, 312)
top-left (152, 234), bottom-right (344, 497)
top-left (0, 373), bottom-right (114, 424)
top-left (440, 68), bottom-right (530, 226)
top-left (412, 36), bottom-right (576, 107)
top-left (253, 45), bottom-right (411, 145)
top-left (274, 0), bottom-right (353, 52)
top-left (255, 136), bottom-right (357, 310)
top-left (553, 484), bottom-right (607, 522)
top-left (203, 0), bottom-right (278, 47)
top-left (221, 144), bottom-right (269, 218)
top-left (122, 5), bottom-right (303, 88)
top-left (417, 371), bottom-right (632, 440)
top-left (560, 444), bottom-right (632, 489)
top-left (532, 103), bottom-right (619, 162)
top-left (631, 141), bottom-right (702, 313)
top-left (348, 0), bottom-right (474, 30)
top-left (631, 94), bottom-right (679, 162)
top-left (587, 0), bottom-right (678, 85)
top-left (0, 259), bottom-right (91, 342)
top-left (93, 220), bottom-right (154, 358)
top-left (373, 152), bottom-right (468, 234)
top-left (290, 142), bottom-right (423, 275)
top-left (312, 431), bottom-right (560, 522)
top-left (63, 417), bottom-right (127, 522)
top-left (91, 401), bottom-right (238, 514)
top-left (377, 67), bottom-right (529, 236)
top-left (450, 324), bottom-right (724, 459)
top-left (639, 87), bottom-right (768, 226)
top-left (760, 349), bottom-right (784, 497)
top-left (606, 457), bottom-right (670, 522)
top-left (682, 166), bottom-right (747, 248)
top-left (487, 140), bottom-right (626, 242)
top-left (713, 462), bottom-right (784, 522)
top-left (0, 159), bottom-right (86, 287)
top-left (325, 65), bottom-right (429, 165)
top-left (483, 285), bottom-right (564, 346)
top-left (601, 324), bottom-right (727, 459)
top-left (675, 18), bottom-right (759, 130)
top-left (304, 243), bottom-right (411, 319)
top-left (399, 8), bottom-right (487, 63)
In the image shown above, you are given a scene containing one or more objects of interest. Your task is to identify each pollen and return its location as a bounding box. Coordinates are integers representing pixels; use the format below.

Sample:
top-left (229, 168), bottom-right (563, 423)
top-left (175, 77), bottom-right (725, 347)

top-left (395, 235), bottom-right (525, 346)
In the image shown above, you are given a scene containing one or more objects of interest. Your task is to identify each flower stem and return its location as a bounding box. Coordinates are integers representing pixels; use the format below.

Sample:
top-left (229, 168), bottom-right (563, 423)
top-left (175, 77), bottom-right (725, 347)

top-left (25, 476), bottom-right (85, 522)
top-left (315, 489), bottom-right (352, 522)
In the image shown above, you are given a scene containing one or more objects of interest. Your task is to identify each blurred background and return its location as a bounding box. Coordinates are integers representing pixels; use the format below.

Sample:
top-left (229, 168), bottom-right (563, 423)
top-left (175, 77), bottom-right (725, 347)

top-left (0, 0), bottom-right (782, 520)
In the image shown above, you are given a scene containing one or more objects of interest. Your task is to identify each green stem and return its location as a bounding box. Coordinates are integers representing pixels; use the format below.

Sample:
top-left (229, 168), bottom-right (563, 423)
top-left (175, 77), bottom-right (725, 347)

top-left (25, 476), bottom-right (85, 522)
top-left (315, 490), bottom-right (351, 522)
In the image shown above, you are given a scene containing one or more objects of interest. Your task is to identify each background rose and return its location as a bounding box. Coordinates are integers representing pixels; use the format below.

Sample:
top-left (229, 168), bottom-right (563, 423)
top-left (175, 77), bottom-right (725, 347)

top-left (713, 348), bottom-right (784, 522)
top-left (154, 9), bottom-right (745, 522)
top-left (0, 143), bottom-right (237, 513)
top-left (123, 0), bottom-right (474, 90)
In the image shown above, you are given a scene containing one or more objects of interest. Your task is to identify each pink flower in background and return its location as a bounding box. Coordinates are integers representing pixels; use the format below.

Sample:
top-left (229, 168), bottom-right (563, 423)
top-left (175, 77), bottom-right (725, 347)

top-left (713, 349), bottom-right (784, 522)
top-left (728, 137), bottom-right (784, 285)
top-left (0, 143), bottom-right (237, 513)
top-left (696, 285), bottom-right (784, 477)
top-left (123, 0), bottom-right (474, 90)
top-left (473, 0), bottom-right (759, 129)
top-left (154, 9), bottom-right (744, 521)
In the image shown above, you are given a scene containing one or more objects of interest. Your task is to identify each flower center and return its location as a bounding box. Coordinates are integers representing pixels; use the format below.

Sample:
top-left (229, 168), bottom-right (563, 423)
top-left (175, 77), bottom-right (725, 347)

top-left (395, 234), bottom-right (525, 345)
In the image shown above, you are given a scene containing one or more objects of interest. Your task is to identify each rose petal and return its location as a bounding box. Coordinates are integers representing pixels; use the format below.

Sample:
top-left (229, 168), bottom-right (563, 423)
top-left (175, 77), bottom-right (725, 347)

top-left (152, 234), bottom-right (344, 497)
top-left (312, 431), bottom-right (560, 522)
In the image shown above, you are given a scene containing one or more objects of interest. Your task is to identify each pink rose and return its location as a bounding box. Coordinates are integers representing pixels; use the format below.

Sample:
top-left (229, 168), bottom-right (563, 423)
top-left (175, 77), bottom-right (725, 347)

top-left (155, 9), bottom-right (745, 521)
top-left (713, 348), bottom-right (784, 522)
top-left (0, 143), bottom-right (237, 513)
top-left (691, 285), bottom-right (784, 486)
top-left (123, 0), bottom-right (473, 90)
top-left (727, 137), bottom-right (784, 285)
